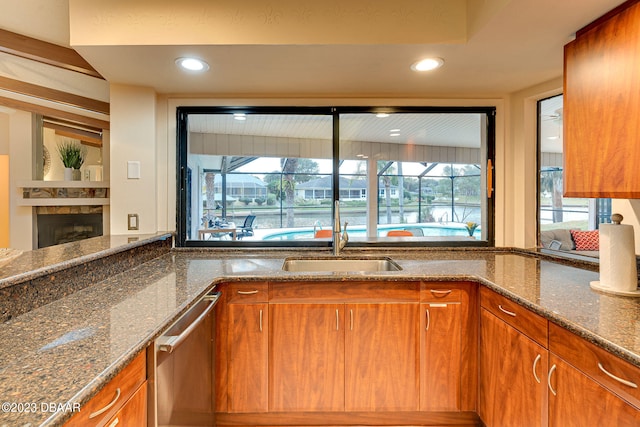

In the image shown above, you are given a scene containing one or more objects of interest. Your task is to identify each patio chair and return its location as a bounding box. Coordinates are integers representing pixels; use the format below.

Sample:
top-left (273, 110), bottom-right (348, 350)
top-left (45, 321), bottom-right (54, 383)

top-left (386, 230), bottom-right (413, 237)
top-left (236, 215), bottom-right (256, 240)
top-left (314, 229), bottom-right (333, 238)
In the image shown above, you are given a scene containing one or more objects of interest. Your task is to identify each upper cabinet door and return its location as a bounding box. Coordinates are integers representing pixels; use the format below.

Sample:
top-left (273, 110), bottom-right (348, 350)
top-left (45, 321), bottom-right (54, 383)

top-left (564, 1), bottom-right (640, 198)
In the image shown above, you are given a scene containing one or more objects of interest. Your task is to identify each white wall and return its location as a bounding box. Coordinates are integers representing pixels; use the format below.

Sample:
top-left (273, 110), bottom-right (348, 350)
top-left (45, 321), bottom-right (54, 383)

top-left (109, 84), bottom-right (157, 234)
top-left (0, 112), bottom-right (9, 247)
top-left (8, 111), bottom-right (35, 250)
top-left (505, 77), bottom-right (563, 248)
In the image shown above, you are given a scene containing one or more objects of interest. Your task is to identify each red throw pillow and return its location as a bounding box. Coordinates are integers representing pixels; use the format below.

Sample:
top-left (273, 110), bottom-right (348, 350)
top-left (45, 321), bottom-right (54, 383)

top-left (570, 230), bottom-right (599, 251)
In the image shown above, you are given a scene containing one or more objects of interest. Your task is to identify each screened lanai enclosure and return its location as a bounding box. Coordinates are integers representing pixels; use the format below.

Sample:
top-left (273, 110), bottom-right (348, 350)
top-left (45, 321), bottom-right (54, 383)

top-left (176, 107), bottom-right (495, 247)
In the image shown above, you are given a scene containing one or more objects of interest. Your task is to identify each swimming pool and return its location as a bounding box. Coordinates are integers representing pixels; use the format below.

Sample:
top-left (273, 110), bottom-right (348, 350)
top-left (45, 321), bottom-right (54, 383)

top-left (261, 223), bottom-right (481, 240)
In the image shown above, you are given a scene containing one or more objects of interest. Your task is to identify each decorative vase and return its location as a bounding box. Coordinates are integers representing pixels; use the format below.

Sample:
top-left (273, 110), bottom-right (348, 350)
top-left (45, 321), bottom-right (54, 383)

top-left (72, 169), bottom-right (82, 181)
top-left (64, 167), bottom-right (73, 181)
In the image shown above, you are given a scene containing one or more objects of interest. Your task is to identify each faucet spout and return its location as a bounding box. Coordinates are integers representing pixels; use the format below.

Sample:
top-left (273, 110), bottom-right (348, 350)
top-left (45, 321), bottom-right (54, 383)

top-left (333, 201), bottom-right (348, 255)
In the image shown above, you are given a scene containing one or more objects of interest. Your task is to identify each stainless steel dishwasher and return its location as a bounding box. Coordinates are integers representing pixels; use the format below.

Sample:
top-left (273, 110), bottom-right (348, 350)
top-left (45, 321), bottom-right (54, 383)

top-left (153, 291), bottom-right (220, 427)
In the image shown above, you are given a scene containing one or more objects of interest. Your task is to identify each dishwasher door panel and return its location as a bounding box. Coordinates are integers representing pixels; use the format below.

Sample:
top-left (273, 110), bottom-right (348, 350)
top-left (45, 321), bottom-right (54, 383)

top-left (156, 295), bottom-right (217, 427)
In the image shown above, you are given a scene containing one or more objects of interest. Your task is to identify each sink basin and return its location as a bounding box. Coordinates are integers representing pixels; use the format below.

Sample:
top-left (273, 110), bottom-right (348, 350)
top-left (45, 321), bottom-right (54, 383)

top-left (282, 257), bottom-right (402, 272)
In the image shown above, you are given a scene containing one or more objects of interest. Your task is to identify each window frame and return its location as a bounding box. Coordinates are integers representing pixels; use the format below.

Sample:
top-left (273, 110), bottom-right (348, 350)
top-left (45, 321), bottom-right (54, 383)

top-left (176, 106), bottom-right (496, 248)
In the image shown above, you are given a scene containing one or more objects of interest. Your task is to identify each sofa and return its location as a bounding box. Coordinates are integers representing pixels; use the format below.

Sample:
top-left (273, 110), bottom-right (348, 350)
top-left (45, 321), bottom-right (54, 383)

top-left (540, 229), bottom-right (599, 258)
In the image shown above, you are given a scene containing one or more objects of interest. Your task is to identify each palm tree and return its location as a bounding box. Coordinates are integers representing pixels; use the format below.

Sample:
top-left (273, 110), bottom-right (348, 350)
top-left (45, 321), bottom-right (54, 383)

top-left (281, 158), bottom-right (299, 227)
top-left (540, 168), bottom-right (563, 223)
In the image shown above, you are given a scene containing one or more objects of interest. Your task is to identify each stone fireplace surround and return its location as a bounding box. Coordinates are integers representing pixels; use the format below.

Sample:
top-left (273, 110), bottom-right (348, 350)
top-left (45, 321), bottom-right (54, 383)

top-left (36, 206), bottom-right (103, 248)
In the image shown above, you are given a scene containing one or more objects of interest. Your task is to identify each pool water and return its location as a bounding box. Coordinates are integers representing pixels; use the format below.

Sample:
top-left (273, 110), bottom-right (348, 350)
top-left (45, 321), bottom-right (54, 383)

top-left (261, 224), bottom-right (480, 240)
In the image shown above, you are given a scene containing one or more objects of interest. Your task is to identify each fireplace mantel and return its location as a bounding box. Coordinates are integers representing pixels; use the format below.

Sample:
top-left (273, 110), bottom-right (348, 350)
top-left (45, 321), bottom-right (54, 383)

top-left (17, 180), bottom-right (110, 206)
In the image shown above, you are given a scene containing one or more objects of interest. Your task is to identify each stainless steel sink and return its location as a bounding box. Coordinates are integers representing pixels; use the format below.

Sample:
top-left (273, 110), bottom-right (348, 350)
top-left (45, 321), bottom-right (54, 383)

top-left (282, 257), bottom-right (401, 272)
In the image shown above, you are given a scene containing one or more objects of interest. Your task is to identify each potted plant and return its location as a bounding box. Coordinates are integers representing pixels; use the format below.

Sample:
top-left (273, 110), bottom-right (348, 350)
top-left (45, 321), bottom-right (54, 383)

top-left (57, 140), bottom-right (86, 181)
top-left (465, 221), bottom-right (478, 237)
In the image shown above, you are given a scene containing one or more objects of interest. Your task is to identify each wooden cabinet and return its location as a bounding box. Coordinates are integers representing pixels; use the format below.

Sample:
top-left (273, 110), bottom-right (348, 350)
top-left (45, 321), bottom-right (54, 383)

top-left (548, 355), bottom-right (640, 427)
top-left (479, 287), bottom-right (548, 427)
top-left (269, 303), bottom-right (345, 411)
top-left (106, 381), bottom-right (147, 427)
top-left (420, 283), bottom-right (477, 412)
top-left (217, 279), bottom-right (481, 423)
top-left (479, 308), bottom-right (548, 427)
top-left (345, 303), bottom-right (419, 411)
top-left (549, 323), bottom-right (640, 426)
top-left (228, 303), bottom-right (268, 412)
top-left (65, 351), bottom-right (147, 427)
top-left (564, 0), bottom-right (640, 197)
top-left (227, 282), bottom-right (269, 413)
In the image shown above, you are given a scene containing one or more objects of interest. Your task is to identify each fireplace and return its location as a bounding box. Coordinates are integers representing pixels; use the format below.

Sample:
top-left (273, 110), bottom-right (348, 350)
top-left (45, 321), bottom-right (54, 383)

top-left (36, 207), bottom-right (103, 248)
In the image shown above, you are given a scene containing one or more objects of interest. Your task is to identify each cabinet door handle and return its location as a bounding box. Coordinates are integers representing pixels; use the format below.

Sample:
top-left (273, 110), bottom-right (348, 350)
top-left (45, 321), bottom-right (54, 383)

top-left (425, 308), bottom-right (430, 331)
top-left (336, 309), bottom-right (339, 331)
top-left (498, 304), bottom-right (516, 317)
top-left (598, 362), bottom-right (638, 389)
top-left (429, 289), bottom-right (452, 296)
top-left (259, 309), bottom-right (263, 332)
top-left (237, 290), bottom-right (259, 295)
top-left (89, 387), bottom-right (121, 418)
top-left (547, 364), bottom-right (557, 396)
top-left (532, 354), bottom-right (541, 384)
top-left (350, 309), bottom-right (354, 331)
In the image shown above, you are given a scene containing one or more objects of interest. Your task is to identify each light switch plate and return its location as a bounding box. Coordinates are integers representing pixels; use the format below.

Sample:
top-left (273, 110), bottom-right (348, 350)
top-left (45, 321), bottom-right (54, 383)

top-left (128, 213), bottom-right (139, 230)
top-left (127, 161), bottom-right (141, 179)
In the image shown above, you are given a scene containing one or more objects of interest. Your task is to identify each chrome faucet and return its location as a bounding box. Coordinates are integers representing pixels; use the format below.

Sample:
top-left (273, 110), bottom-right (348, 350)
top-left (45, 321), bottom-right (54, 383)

top-left (333, 201), bottom-right (349, 255)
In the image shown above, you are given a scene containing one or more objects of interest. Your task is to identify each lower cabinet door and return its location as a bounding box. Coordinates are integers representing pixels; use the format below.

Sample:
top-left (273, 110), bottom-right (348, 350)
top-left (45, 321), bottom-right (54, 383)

top-left (549, 355), bottom-right (640, 427)
top-left (269, 304), bottom-right (345, 411)
top-left (345, 303), bottom-right (419, 411)
top-left (479, 309), bottom-right (547, 427)
top-left (106, 383), bottom-right (147, 427)
top-left (228, 303), bottom-right (269, 413)
top-left (421, 302), bottom-right (462, 411)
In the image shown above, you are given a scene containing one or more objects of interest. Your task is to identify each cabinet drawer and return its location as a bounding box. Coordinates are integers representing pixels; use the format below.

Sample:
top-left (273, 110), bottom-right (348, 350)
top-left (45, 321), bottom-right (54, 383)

top-left (228, 282), bottom-right (268, 303)
top-left (550, 323), bottom-right (640, 408)
top-left (480, 287), bottom-right (548, 347)
top-left (65, 350), bottom-right (146, 426)
top-left (269, 281), bottom-right (419, 303)
top-left (421, 282), bottom-right (465, 302)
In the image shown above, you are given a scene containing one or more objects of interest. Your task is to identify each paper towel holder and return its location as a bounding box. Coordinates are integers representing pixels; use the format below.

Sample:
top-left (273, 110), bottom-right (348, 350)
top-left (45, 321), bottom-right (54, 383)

top-left (590, 213), bottom-right (640, 297)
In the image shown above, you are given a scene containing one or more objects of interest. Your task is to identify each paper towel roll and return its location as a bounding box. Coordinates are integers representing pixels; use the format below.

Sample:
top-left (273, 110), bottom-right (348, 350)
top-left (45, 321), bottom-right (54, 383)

top-left (599, 222), bottom-right (638, 292)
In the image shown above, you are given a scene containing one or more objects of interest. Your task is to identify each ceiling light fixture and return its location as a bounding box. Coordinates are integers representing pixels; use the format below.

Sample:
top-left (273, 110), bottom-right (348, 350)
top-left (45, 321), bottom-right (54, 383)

top-left (175, 57), bottom-right (210, 72)
top-left (376, 113), bottom-right (390, 118)
top-left (233, 113), bottom-right (247, 121)
top-left (411, 57), bottom-right (444, 72)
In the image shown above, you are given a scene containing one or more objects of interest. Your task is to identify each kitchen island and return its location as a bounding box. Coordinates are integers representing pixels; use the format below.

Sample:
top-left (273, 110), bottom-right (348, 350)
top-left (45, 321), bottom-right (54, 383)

top-left (0, 235), bottom-right (638, 426)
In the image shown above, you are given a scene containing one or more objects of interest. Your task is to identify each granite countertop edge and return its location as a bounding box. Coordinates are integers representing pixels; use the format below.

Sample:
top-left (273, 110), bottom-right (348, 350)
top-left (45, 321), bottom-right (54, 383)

top-left (0, 232), bottom-right (174, 290)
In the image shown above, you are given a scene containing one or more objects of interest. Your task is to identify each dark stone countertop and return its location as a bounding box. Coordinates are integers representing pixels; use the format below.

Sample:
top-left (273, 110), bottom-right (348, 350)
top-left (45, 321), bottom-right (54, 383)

top-left (0, 243), bottom-right (638, 426)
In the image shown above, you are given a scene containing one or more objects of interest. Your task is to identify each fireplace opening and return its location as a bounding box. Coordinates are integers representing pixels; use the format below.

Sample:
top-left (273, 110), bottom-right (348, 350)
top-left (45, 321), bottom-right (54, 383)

top-left (37, 213), bottom-right (103, 248)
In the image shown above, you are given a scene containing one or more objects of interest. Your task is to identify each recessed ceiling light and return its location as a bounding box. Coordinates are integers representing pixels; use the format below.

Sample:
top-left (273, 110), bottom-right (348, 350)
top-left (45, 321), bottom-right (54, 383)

top-left (376, 113), bottom-right (390, 118)
top-left (175, 57), bottom-right (210, 72)
top-left (390, 132), bottom-right (401, 137)
top-left (233, 113), bottom-right (247, 121)
top-left (411, 57), bottom-right (444, 72)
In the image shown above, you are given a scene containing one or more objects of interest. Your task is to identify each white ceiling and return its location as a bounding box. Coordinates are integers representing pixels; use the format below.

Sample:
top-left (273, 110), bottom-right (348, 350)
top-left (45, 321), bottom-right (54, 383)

top-left (189, 112), bottom-right (483, 147)
top-left (0, 0), bottom-right (626, 98)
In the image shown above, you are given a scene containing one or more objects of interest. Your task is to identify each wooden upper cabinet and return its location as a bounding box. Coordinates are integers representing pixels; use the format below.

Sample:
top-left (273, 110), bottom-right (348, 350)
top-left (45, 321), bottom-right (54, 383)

top-left (564, 0), bottom-right (640, 197)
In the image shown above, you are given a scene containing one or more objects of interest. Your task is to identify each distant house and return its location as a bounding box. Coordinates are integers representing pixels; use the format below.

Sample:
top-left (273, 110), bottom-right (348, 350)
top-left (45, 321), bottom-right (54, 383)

top-left (296, 176), bottom-right (398, 201)
top-left (213, 174), bottom-right (267, 201)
